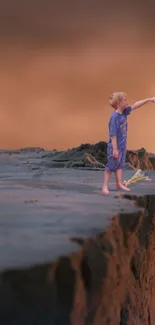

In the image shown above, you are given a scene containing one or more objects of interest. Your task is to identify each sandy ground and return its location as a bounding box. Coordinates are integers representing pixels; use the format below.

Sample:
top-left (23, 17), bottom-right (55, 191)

top-left (0, 151), bottom-right (155, 271)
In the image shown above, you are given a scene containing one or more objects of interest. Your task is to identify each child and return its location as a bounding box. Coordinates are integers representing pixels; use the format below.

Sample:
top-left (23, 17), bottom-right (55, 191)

top-left (102, 92), bottom-right (155, 195)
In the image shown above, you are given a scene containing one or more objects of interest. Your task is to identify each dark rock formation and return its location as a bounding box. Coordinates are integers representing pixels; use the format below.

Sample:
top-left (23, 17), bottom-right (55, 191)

top-left (20, 147), bottom-right (45, 153)
top-left (42, 142), bottom-right (155, 171)
top-left (41, 142), bottom-right (155, 170)
top-left (1, 143), bottom-right (155, 170)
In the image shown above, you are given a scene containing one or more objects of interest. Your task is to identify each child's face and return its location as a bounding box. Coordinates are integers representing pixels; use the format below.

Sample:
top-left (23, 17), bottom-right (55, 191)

top-left (119, 96), bottom-right (127, 110)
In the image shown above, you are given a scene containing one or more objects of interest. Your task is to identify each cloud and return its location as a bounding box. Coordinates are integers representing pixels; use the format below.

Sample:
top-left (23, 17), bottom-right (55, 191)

top-left (0, 0), bottom-right (155, 47)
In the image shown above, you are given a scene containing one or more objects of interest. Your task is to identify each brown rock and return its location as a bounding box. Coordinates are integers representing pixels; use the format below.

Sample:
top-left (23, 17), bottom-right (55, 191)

top-left (0, 187), bottom-right (155, 324)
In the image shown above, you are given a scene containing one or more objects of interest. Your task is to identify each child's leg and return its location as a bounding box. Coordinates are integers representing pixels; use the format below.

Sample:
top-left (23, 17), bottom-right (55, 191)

top-left (115, 148), bottom-right (130, 191)
top-left (102, 171), bottom-right (111, 195)
top-left (115, 169), bottom-right (130, 191)
top-left (115, 168), bottom-right (122, 186)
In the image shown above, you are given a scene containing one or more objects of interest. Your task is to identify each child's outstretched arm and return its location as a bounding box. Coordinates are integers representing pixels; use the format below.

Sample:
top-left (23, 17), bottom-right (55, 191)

top-left (131, 97), bottom-right (155, 110)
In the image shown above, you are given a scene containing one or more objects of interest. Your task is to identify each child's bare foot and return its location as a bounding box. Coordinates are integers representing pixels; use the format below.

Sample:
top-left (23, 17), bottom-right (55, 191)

top-left (117, 183), bottom-right (130, 191)
top-left (102, 185), bottom-right (110, 195)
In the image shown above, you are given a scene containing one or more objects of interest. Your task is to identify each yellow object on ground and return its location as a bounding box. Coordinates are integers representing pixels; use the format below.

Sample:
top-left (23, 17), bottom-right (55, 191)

top-left (124, 169), bottom-right (151, 187)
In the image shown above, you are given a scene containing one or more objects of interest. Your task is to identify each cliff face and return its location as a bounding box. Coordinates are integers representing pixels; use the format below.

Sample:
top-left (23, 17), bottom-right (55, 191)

top-left (126, 148), bottom-right (155, 171)
top-left (0, 188), bottom-right (155, 324)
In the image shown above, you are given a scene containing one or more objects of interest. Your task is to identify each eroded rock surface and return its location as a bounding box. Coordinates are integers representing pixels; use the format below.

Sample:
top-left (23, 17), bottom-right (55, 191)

top-left (0, 191), bottom-right (155, 325)
top-left (0, 150), bottom-right (155, 324)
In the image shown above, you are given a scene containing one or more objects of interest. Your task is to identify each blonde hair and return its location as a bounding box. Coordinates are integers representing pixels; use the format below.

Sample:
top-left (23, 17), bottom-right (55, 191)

top-left (109, 92), bottom-right (126, 109)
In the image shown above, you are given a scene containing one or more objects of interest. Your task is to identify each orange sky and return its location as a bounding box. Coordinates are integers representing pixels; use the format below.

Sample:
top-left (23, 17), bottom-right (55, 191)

top-left (0, 0), bottom-right (155, 151)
